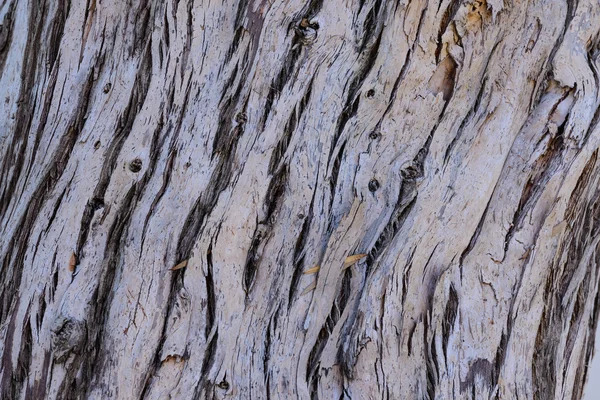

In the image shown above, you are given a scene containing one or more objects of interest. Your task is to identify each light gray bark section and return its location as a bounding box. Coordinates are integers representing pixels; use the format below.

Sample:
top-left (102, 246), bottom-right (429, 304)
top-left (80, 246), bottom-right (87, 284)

top-left (1, 0), bottom-right (600, 399)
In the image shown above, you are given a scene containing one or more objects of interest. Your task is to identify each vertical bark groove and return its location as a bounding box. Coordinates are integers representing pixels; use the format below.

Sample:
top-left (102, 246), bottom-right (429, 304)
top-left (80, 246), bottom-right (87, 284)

top-left (2, 0), bottom-right (600, 399)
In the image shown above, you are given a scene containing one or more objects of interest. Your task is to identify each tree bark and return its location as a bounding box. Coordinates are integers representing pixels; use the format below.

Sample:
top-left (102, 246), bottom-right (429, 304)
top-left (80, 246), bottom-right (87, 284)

top-left (1, 0), bottom-right (600, 398)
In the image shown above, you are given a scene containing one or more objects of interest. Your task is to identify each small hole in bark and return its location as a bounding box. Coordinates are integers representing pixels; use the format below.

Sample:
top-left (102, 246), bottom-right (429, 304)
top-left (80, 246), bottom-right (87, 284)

top-left (366, 89), bottom-right (375, 98)
top-left (235, 112), bottom-right (247, 124)
top-left (129, 158), bottom-right (143, 173)
top-left (94, 140), bottom-right (101, 149)
top-left (369, 131), bottom-right (379, 140)
top-left (298, 213), bottom-right (305, 219)
top-left (103, 83), bottom-right (111, 93)
top-left (184, 161), bottom-right (191, 169)
top-left (368, 179), bottom-right (380, 192)
top-left (217, 380), bottom-right (230, 390)
top-left (295, 19), bottom-right (319, 45)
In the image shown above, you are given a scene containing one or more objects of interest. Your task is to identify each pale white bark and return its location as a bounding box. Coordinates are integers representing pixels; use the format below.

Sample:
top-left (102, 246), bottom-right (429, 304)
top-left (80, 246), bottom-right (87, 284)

top-left (1, 0), bottom-right (600, 399)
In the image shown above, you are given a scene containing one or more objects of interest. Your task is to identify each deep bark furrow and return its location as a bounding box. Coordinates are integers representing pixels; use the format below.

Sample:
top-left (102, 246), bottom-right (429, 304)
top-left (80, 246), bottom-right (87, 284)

top-left (46, 0), bottom-right (69, 73)
top-left (359, 0), bottom-right (384, 52)
top-left (180, 1), bottom-right (193, 79)
top-left (269, 78), bottom-right (314, 174)
top-left (75, 36), bottom-right (154, 266)
top-left (2, 1), bottom-right (600, 399)
top-left (364, 132), bottom-right (431, 275)
top-left (176, 138), bottom-right (240, 263)
top-left (196, 331), bottom-right (219, 398)
top-left (504, 116), bottom-right (569, 256)
top-left (262, 44), bottom-right (303, 129)
top-left (0, 2), bottom-right (16, 77)
top-left (139, 115), bottom-right (169, 250)
top-left (435, 0), bottom-right (461, 63)
top-left (0, 297), bottom-right (23, 399)
top-left (288, 188), bottom-right (317, 308)
top-left (78, 183), bottom-right (139, 398)
top-left (23, 55), bottom-right (62, 188)
top-left (530, 0), bottom-right (577, 109)
top-left (442, 284), bottom-right (459, 364)
top-left (336, 271), bottom-right (375, 383)
top-left (533, 150), bottom-right (599, 399)
top-left (243, 164), bottom-right (289, 294)
top-left (0, 69), bottom-right (94, 324)
top-left (0, 67), bottom-right (94, 399)
top-left (328, 27), bottom-right (383, 167)
top-left (442, 38), bottom-right (503, 167)
top-left (426, 315), bottom-right (439, 400)
top-left (459, 195), bottom-right (492, 269)
top-left (0, 0), bottom-right (47, 218)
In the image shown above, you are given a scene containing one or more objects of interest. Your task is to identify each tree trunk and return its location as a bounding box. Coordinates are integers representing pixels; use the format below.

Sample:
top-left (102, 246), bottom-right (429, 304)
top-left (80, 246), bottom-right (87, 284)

top-left (2, 0), bottom-right (600, 398)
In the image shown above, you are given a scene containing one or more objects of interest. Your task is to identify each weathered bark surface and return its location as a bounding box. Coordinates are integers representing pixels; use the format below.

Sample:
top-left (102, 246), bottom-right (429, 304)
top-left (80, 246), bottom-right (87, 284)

top-left (2, 0), bottom-right (600, 398)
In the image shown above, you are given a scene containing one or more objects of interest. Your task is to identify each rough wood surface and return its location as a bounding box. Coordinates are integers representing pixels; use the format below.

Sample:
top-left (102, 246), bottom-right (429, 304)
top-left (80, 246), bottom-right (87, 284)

top-left (1, 0), bottom-right (600, 399)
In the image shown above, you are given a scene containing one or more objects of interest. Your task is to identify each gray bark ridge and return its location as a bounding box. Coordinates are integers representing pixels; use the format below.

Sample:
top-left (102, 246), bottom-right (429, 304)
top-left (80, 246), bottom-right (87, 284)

top-left (1, 0), bottom-right (600, 399)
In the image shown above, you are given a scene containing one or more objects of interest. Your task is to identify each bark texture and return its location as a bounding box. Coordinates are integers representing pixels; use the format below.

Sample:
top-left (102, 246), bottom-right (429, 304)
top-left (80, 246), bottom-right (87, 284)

top-left (2, 0), bottom-right (600, 399)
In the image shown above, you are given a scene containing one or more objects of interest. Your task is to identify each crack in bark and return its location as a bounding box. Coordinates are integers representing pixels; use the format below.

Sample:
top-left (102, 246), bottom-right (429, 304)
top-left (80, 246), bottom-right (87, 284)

top-left (75, 34), bottom-right (154, 270)
top-left (75, 184), bottom-right (138, 398)
top-left (243, 164), bottom-right (289, 295)
top-left (365, 134), bottom-right (431, 274)
top-left (329, 27), bottom-right (383, 167)
top-left (435, 0), bottom-right (461, 64)
top-left (2, 1), bottom-right (600, 398)
top-left (0, 69), bottom-right (94, 337)
top-left (443, 39), bottom-right (502, 168)
top-left (503, 111), bottom-right (570, 258)
top-left (359, 0), bottom-right (384, 53)
top-left (328, 140), bottom-right (348, 214)
top-left (0, 0), bottom-right (49, 219)
top-left (288, 189), bottom-right (317, 308)
top-left (307, 270), bottom-right (353, 388)
top-left (442, 284), bottom-right (458, 365)
top-left (269, 77), bottom-right (314, 174)
top-left (533, 150), bottom-right (599, 400)
top-left (530, 0), bottom-right (579, 110)
top-left (195, 330), bottom-right (219, 399)
top-left (425, 314), bottom-right (439, 400)
top-left (335, 271), bottom-right (354, 377)
top-left (0, 2), bottom-right (16, 77)
top-left (139, 114), bottom-right (171, 251)
top-left (262, 44), bottom-right (302, 129)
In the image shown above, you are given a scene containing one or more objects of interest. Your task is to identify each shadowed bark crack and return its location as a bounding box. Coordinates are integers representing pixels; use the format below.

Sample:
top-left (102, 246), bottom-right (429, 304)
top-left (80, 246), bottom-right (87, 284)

top-left (2, 1), bottom-right (600, 398)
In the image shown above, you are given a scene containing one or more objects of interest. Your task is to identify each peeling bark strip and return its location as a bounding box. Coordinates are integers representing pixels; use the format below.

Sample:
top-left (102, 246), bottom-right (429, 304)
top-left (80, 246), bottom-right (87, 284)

top-left (2, 0), bottom-right (600, 399)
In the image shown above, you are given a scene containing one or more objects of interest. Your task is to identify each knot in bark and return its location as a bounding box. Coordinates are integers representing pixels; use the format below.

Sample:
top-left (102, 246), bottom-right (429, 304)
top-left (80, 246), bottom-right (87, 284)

top-left (51, 317), bottom-right (87, 364)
